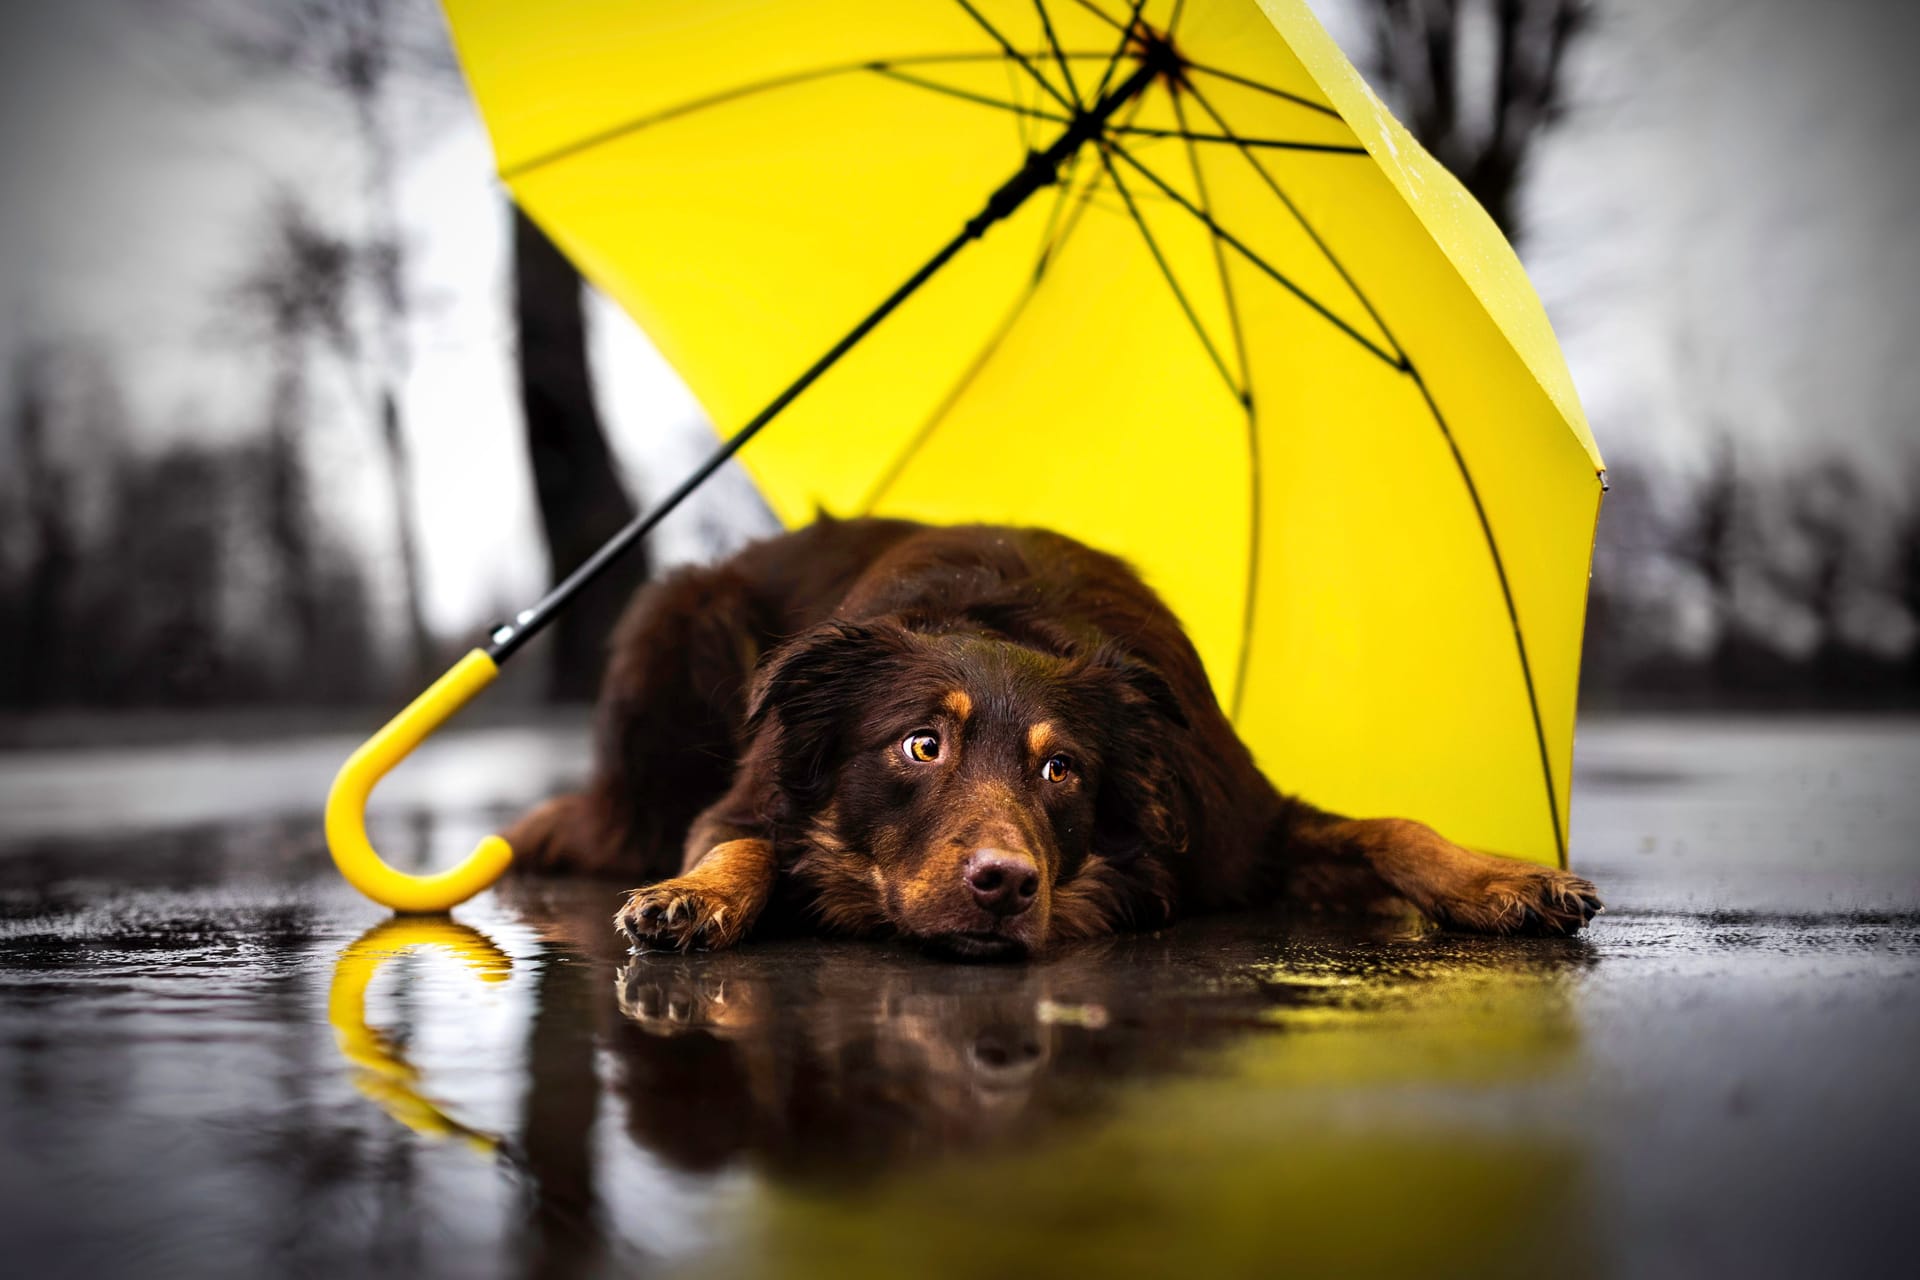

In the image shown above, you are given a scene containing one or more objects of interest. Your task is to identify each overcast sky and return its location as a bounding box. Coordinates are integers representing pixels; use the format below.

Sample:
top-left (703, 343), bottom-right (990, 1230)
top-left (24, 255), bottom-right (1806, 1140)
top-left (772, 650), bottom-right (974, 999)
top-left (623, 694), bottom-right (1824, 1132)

top-left (1, 0), bottom-right (1915, 639)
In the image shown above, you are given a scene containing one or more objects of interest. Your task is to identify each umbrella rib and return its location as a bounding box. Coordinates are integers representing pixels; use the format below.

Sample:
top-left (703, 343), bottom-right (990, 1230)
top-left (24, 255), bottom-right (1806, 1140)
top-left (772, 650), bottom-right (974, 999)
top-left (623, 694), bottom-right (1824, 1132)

top-left (859, 160), bottom-right (1110, 513)
top-left (1181, 78), bottom-right (1403, 365)
top-left (1170, 99), bottom-right (1251, 394)
top-left (953, 0), bottom-right (1077, 114)
top-left (1069, 0), bottom-right (1127, 34)
top-left (1109, 125), bottom-right (1366, 155)
top-left (1182, 60), bottom-right (1343, 121)
top-left (1030, 139), bottom-right (1091, 281)
top-left (500, 52), bottom-right (1092, 180)
top-left (1171, 92), bottom-right (1260, 720)
top-left (1091, 141), bottom-right (1244, 405)
top-left (870, 67), bottom-right (1072, 131)
top-left (1103, 140), bottom-right (1403, 370)
top-left (870, 72), bottom-right (1327, 160)
top-left (487, 85), bottom-right (1160, 664)
top-left (862, 89), bottom-right (1151, 513)
top-left (1405, 367), bottom-right (1569, 868)
top-left (1003, 52), bottom-right (1031, 150)
top-left (1067, 0), bottom-right (1337, 122)
top-left (1179, 83), bottom-right (1564, 862)
top-left (1035, 0), bottom-right (1085, 109)
top-left (1090, 0), bottom-right (1147, 104)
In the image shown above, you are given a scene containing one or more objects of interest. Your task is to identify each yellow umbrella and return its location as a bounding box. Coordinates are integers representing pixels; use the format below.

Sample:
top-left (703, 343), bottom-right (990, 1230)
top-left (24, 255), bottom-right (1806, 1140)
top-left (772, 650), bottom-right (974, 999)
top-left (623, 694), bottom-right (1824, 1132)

top-left (326, 0), bottom-right (1604, 912)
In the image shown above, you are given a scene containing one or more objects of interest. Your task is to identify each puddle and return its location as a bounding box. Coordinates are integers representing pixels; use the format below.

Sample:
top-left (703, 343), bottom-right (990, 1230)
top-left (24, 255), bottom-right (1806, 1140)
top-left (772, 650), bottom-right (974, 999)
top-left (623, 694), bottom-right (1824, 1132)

top-left (0, 717), bottom-right (1915, 1277)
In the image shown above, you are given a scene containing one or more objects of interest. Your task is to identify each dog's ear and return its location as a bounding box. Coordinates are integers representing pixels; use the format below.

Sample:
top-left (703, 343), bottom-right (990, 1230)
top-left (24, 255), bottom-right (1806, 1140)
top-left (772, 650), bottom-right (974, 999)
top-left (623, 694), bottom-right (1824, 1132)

top-left (1083, 648), bottom-right (1191, 862)
top-left (745, 620), bottom-right (919, 814)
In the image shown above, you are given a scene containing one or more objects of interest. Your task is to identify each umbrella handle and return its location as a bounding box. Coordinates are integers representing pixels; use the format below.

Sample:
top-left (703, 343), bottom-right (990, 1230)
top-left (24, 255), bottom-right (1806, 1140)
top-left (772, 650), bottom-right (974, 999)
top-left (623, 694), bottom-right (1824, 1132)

top-left (325, 648), bottom-right (514, 913)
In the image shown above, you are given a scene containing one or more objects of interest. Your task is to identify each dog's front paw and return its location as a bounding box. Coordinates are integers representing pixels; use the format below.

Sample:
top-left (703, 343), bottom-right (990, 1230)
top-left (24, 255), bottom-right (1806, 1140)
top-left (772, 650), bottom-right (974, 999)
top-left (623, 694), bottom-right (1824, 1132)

top-left (615, 880), bottom-right (748, 953)
top-left (1431, 865), bottom-right (1604, 937)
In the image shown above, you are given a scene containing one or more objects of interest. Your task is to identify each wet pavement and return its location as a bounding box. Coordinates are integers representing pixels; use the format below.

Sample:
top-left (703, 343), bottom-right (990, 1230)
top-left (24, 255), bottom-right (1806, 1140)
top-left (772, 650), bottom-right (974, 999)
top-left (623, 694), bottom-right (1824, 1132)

top-left (0, 716), bottom-right (1915, 1279)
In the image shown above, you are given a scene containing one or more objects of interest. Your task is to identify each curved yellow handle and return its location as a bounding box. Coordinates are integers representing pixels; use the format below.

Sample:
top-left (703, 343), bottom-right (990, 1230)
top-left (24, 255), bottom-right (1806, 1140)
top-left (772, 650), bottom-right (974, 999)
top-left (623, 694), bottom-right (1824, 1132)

top-left (325, 648), bottom-right (515, 913)
top-left (329, 918), bottom-right (511, 1153)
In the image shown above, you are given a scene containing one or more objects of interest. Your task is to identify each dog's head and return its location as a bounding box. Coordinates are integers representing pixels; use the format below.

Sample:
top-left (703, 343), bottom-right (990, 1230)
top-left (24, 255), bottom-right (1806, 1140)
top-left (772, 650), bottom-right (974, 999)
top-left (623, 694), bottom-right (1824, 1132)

top-left (746, 620), bottom-right (1187, 959)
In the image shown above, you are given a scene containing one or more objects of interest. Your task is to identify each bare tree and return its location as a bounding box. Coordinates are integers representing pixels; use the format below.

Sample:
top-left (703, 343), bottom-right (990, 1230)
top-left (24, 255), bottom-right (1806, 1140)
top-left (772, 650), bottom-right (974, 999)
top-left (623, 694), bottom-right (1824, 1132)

top-left (1360, 0), bottom-right (1593, 236)
top-left (0, 340), bottom-right (388, 709)
top-left (213, 0), bottom-right (647, 699)
top-left (4, 348), bottom-right (74, 707)
top-left (1792, 460), bottom-right (1866, 671)
top-left (215, 0), bottom-right (454, 680)
top-left (513, 208), bottom-right (643, 702)
top-left (1675, 435), bottom-right (1740, 637)
top-left (233, 194), bottom-right (356, 674)
top-left (1900, 472), bottom-right (1920, 685)
top-left (105, 447), bottom-right (230, 704)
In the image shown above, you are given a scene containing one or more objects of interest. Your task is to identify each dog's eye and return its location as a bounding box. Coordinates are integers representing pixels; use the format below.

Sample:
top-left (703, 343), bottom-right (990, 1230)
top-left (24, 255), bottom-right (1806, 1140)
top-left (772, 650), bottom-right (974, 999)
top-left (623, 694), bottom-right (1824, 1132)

top-left (902, 732), bottom-right (942, 764)
top-left (1041, 754), bottom-right (1073, 783)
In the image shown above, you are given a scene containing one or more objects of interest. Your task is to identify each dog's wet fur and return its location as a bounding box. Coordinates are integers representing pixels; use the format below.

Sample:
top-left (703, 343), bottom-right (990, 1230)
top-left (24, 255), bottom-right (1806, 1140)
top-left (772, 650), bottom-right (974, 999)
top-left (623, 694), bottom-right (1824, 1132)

top-left (509, 518), bottom-right (1601, 958)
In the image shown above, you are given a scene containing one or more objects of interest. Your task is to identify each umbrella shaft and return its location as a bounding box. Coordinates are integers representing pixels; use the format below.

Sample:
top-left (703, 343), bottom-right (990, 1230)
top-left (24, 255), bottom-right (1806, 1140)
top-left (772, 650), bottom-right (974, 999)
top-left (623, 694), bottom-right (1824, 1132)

top-left (967, 57), bottom-right (1161, 238)
top-left (487, 57), bottom-right (1162, 663)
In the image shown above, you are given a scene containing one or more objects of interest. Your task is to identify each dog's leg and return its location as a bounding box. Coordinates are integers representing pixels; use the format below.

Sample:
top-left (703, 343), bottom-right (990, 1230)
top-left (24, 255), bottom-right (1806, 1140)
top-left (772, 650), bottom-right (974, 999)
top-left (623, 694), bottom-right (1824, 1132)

top-left (506, 562), bottom-right (763, 879)
top-left (501, 792), bottom-right (603, 874)
top-left (615, 834), bottom-right (776, 953)
top-left (1276, 804), bottom-right (1603, 935)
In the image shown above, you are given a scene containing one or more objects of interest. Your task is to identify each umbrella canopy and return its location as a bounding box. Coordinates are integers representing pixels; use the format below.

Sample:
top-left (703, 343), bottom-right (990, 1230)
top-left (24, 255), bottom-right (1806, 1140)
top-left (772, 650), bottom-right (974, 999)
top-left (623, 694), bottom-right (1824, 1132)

top-left (442, 0), bottom-right (1605, 868)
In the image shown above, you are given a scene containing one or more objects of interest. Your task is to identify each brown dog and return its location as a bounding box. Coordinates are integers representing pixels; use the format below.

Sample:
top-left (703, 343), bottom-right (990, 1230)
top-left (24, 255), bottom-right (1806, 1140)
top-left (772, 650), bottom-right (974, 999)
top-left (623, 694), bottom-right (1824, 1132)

top-left (508, 517), bottom-right (1600, 958)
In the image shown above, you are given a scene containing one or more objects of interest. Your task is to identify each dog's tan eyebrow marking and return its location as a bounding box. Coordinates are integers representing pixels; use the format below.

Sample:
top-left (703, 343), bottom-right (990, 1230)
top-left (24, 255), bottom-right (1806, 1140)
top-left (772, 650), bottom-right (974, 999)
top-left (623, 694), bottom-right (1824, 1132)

top-left (1027, 722), bottom-right (1054, 759)
top-left (942, 690), bottom-right (972, 722)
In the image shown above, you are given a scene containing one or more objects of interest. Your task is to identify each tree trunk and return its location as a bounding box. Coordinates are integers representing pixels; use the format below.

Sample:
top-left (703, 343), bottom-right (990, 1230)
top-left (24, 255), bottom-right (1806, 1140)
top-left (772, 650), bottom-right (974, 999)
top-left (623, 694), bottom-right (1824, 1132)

top-left (511, 204), bottom-right (644, 702)
top-left (347, 40), bottom-right (434, 687)
top-left (264, 352), bottom-right (322, 681)
top-left (378, 386), bottom-right (433, 683)
top-left (10, 357), bottom-right (72, 708)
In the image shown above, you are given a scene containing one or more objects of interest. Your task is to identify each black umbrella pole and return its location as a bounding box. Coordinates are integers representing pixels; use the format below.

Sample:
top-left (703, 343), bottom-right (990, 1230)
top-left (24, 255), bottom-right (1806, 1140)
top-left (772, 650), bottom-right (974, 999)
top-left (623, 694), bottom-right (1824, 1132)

top-left (485, 55), bottom-right (1162, 664)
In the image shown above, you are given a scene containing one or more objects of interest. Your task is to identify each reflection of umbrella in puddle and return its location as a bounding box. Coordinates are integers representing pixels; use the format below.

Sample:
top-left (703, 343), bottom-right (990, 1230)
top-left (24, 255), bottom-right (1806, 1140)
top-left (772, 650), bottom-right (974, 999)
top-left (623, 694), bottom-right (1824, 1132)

top-left (327, 919), bottom-right (512, 1156)
top-left (326, 0), bottom-right (1605, 914)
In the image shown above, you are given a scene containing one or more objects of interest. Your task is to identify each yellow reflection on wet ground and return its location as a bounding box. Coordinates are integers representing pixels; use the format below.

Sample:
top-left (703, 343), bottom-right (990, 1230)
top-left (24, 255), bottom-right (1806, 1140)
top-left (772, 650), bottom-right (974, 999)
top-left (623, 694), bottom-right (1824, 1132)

top-left (328, 918), bottom-right (512, 1157)
top-left (588, 917), bottom-right (1599, 1280)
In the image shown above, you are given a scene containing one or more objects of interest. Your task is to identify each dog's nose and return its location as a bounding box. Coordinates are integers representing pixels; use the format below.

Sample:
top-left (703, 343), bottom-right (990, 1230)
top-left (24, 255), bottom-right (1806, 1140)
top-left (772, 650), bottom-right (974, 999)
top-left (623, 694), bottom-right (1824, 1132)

top-left (965, 849), bottom-right (1039, 916)
top-left (970, 1027), bottom-right (1044, 1073)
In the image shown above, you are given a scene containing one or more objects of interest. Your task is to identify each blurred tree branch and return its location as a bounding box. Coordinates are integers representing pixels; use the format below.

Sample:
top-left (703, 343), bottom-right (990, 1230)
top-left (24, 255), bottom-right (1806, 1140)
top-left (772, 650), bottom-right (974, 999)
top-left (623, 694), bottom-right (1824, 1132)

top-left (203, 0), bottom-right (648, 698)
top-left (1360, 0), bottom-right (1593, 236)
top-left (209, 0), bottom-right (452, 680)
top-left (230, 193), bottom-right (352, 676)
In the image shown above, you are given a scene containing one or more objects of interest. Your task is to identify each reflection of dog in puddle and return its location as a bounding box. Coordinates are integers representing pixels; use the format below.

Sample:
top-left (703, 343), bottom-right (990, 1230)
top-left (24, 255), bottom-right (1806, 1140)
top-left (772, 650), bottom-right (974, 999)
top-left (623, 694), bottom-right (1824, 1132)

top-left (600, 920), bottom-right (1596, 1181)
top-left (502, 874), bottom-right (1597, 1182)
top-left (609, 946), bottom-right (1149, 1173)
top-left (617, 958), bottom-right (764, 1040)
